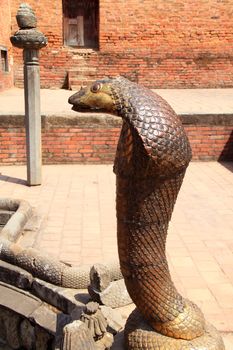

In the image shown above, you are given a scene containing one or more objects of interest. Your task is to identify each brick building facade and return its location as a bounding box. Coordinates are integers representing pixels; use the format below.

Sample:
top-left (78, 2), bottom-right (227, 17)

top-left (0, 0), bottom-right (233, 90)
top-left (0, 0), bottom-right (13, 91)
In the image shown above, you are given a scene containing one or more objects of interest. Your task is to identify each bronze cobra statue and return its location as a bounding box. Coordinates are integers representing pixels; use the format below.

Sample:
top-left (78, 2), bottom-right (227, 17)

top-left (69, 77), bottom-right (224, 350)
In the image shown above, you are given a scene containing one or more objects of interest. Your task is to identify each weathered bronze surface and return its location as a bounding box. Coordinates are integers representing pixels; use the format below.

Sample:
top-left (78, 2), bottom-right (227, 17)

top-left (68, 77), bottom-right (225, 349)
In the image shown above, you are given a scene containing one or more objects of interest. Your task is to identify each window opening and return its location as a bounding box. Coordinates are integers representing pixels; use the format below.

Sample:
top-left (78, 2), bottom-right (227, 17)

top-left (63, 0), bottom-right (99, 48)
top-left (0, 47), bottom-right (9, 72)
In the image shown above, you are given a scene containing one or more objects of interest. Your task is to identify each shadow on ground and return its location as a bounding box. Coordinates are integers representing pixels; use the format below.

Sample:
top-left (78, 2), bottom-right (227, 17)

top-left (219, 162), bottom-right (233, 173)
top-left (0, 173), bottom-right (27, 186)
top-left (218, 130), bottom-right (233, 163)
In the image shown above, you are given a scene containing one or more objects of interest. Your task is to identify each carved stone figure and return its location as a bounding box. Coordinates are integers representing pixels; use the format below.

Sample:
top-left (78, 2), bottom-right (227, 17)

top-left (80, 302), bottom-right (109, 340)
top-left (69, 77), bottom-right (225, 349)
top-left (62, 303), bottom-right (113, 350)
top-left (89, 263), bottom-right (132, 308)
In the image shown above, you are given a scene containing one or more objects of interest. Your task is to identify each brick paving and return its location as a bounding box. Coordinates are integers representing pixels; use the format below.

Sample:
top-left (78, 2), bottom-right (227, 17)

top-left (0, 162), bottom-right (233, 348)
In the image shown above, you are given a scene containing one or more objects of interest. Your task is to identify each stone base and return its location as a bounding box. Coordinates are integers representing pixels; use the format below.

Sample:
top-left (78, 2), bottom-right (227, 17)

top-left (124, 309), bottom-right (225, 350)
top-left (0, 306), bottom-right (53, 350)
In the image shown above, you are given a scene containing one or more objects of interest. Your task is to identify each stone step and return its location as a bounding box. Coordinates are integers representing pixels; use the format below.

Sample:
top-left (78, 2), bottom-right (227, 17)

top-left (68, 77), bottom-right (95, 90)
top-left (68, 69), bottom-right (97, 90)
top-left (69, 67), bottom-right (97, 73)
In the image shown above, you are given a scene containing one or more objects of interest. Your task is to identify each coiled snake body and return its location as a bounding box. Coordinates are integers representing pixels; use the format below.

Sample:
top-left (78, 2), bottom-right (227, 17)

top-left (69, 77), bottom-right (224, 349)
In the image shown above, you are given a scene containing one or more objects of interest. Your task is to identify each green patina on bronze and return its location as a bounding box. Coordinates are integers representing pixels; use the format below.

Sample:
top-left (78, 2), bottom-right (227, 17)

top-left (69, 76), bottom-right (224, 349)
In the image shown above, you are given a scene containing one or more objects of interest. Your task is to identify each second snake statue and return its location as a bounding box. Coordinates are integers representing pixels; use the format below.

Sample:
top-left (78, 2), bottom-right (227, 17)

top-left (69, 77), bottom-right (224, 350)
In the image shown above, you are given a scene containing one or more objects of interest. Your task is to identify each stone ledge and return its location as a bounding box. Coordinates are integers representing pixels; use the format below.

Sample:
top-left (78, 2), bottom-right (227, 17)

top-left (0, 198), bottom-right (33, 242)
top-left (0, 210), bottom-right (14, 226)
top-left (0, 260), bottom-right (33, 289)
top-left (0, 113), bottom-right (233, 128)
top-left (0, 259), bottom-right (86, 315)
top-left (32, 278), bottom-right (85, 315)
top-left (0, 282), bottom-right (71, 349)
top-left (180, 114), bottom-right (233, 126)
top-left (0, 281), bottom-right (63, 334)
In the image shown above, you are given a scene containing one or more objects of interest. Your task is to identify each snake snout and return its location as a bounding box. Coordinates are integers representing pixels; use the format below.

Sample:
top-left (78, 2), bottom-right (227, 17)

top-left (68, 88), bottom-right (86, 106)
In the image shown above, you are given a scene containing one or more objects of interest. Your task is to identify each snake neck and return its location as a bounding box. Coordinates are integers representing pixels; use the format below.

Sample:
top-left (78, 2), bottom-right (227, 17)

top-left (113, 78), bottom-right (205, 340)
top-left (116, 174), bottom-right (178, 318)
top-left (116, 170), bottom-right (205, 340)
top-left (111, 77), bottom-right (192, 179)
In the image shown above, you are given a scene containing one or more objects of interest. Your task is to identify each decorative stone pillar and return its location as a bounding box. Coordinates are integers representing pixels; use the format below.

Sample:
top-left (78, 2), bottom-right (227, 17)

top-left (62, 320), bottom-right (96, 350)
top-left (10, 3), bottom-right (47, 186)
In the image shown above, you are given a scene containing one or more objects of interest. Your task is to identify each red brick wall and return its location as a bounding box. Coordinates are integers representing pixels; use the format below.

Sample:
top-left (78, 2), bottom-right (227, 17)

top-left (0, 122), bottom-right (232, 165)
top-left (42, 127), bottom-right (119, 163)
top-left (10, 0), bottom-right (233, 89)
top-left (185, 126), bottom-right (233, 161)
top-left (0, 0), bottom-right (13, 90)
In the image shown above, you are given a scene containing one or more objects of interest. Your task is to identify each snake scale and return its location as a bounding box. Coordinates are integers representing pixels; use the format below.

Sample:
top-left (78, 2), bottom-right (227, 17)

top-left (69, 76), bottom-right (224, 350)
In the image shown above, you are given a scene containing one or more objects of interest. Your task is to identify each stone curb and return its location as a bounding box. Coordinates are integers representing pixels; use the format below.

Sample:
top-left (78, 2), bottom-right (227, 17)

top-left (0, 281), bottom-right (68, 335)
top-left (0, 198), bottom-right (91, 289)
top-left (0, 198), bottom-right (128, 303)
top-left (0, 113), bottom-right (233, 128)
top-left (0, 198), bottom-right (33, 242)
top-left (0, 259), bottom-right (85, 315)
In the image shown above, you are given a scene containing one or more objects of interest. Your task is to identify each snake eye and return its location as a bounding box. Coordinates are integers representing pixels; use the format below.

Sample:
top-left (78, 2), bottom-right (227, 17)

top-left (91, 82), bottom-right (102, 93)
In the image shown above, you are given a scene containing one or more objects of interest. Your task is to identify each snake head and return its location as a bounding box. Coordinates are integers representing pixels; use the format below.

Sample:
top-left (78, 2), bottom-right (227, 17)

top-left (68, 79), bottom-right (116, 113)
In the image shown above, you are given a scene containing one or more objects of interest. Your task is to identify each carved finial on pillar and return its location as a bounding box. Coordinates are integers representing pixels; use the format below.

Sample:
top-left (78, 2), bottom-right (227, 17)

top-left (11, 3), bottom-right (47, 50)
top-left (16, 3), bottom-right (37, 29)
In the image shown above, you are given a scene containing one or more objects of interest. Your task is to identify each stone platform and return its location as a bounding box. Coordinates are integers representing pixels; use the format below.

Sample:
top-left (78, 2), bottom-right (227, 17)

top-left (1, 87), bottom-right (233, 116)
top-left (0, 88), bottom-right (232, 164)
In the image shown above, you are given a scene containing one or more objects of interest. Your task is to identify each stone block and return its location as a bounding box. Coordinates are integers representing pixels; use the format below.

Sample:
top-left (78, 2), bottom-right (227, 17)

top-left (88, 279), bottom-right (132, 308)
top-left (0, 210), bottom-right (14, 226)
top-left (19, 319), bottom-right (35, 349)
top-left (95, 332), bottom-right (114, 350)
top-left (0, 282), bottom-right (67, 335)
top-left (0, 259), bottom-right (33, 289)
top-left (2, 309), bottom-right (22, 349)
top-left (62, 320), bottom-right (96, 350)
top-left (35, 325), bottom-right (53, 350)
top-left (0, 282), bottom-right (41, 318)
top-left (90, 264), bottom-right (111, 292)
top-left (100, 306), bottom-right (124, 335)
top-left (32, 278), bottom-right (83, 314)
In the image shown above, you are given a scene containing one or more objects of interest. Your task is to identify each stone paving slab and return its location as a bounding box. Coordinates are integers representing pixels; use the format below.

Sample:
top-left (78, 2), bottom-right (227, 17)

top-left (0, 162), bottom-right (233, 348)
top-left (0, 87), bottom-right (233, 116)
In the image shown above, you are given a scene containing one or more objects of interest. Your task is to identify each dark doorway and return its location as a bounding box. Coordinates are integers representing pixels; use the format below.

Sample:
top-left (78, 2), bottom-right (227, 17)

top-left (63, 0), bottom-right (99, 49)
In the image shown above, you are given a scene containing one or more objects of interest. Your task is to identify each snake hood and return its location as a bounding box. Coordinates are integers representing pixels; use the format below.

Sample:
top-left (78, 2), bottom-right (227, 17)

top-left (69, 77), bottom-right (192, 177)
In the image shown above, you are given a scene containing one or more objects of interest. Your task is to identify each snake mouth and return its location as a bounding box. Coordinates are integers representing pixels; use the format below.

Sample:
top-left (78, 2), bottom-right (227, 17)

top-left (71, 105), bottom-right (90, 112)
top-left (71, 105), bottom-right (106, 113)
